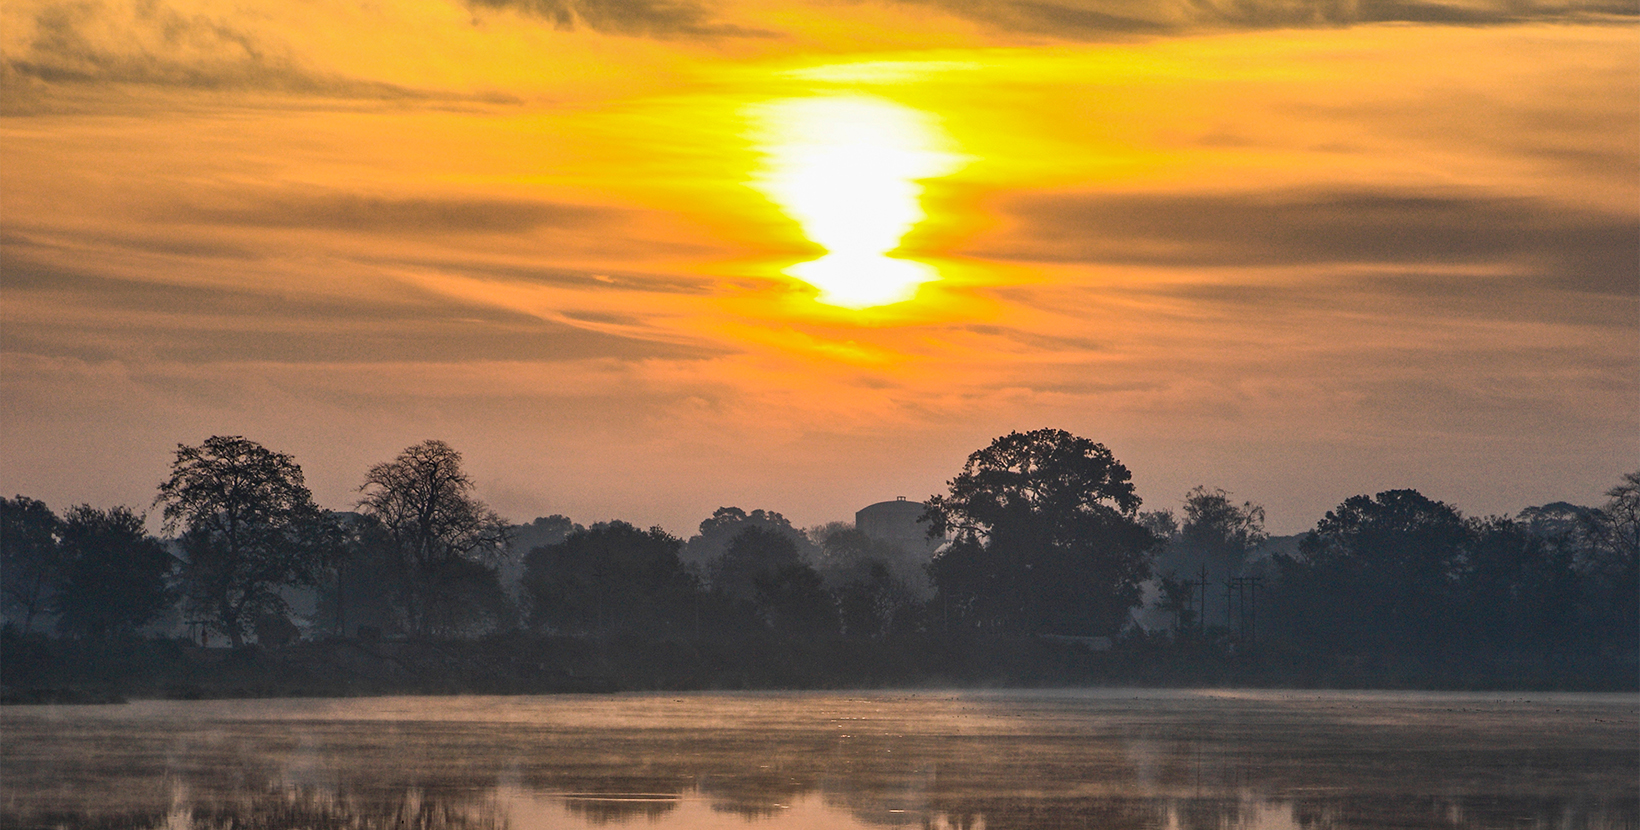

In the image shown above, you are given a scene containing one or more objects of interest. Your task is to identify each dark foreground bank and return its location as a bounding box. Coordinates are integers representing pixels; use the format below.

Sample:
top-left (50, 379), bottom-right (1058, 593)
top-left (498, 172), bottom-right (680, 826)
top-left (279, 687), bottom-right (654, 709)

top-left (4, 627), bottom-right (1633, 703)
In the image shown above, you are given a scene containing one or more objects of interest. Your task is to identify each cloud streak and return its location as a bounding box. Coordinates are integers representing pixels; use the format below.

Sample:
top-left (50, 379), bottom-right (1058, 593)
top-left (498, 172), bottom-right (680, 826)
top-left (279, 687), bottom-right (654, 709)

top-left (170, 192), bottom-right (618, 236)
top-left (465, 0), bottom-right (775, 37)
top-left (894, 0), bottom-right (1636, 37)
top-left (982, 189), bottom-right (1638, 294)
top-left (1, 260), bottom-right (723, 365)
top-left (1, 0), bottom-right (518, 113)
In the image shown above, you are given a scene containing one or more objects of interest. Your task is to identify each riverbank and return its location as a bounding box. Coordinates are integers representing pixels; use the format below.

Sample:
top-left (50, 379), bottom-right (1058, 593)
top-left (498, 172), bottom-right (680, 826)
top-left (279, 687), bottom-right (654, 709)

top-left (4, 628), bottom-right (1633, 703)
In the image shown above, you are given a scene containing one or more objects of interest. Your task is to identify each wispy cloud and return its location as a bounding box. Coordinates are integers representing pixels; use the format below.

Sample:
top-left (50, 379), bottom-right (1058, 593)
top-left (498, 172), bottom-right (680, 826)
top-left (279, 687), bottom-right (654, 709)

top-left (981, 189), bottom-right (1638, 295)
top-left (892, 0), bottom-right (1635, 37)
top-left (1, 258), bottom-right (724, 365)
top-left (169, 192), bottom-right (618, 236)
top-left (1, 0), bottom-right (519, 113)
top-left (464, 0), bottom-right (776, 37)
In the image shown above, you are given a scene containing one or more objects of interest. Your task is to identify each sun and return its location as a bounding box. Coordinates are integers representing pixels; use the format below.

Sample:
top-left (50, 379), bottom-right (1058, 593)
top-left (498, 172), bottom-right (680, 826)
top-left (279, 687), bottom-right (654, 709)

top-left (745, 95), bottom-right (964, 308)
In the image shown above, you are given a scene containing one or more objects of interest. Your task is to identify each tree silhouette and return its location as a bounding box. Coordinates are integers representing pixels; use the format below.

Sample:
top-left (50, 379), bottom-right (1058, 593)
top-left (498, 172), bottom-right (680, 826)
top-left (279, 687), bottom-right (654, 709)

top-left (924, 429), bottom-right (1156, 636)
top-left (1274, 489), bottom-right (1469, 657)
top-left (713, 526), bottom-right (804, 600)
top-left (1, 496), bottom-right (63, 634)
top-left (754, 562), bottom-right (834, 636)
top-left (53, 505), bottom-right (173, 639)
top-left (833, 560), bottom-right (916, 639)
top-left (522, 521), bottom-right (695, 635)
top-left (1463, 516), bottom-right (1580, 658)
top-left (682, 507), bottom-right (817, 571)
top-left (316, 512), bottom-right (404, 638)
top-left (1179, 486), bottom-right (1267, 572)
top-left (707, 526), bottom-right (833, 634)
top-left (157, 436), bottom-right (332, 647)
top-left (1149, 486), bottom-right (1267, 629)
top-left (358, 440), bottom-right (510, 637)
top-left (1579, 471), bottom-right (1640, 656)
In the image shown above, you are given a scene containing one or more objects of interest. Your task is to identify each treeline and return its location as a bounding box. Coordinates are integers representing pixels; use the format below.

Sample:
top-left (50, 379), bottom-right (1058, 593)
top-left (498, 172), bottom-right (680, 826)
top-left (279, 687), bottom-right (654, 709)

top-left (2, 429), bottom-right (1635, 697)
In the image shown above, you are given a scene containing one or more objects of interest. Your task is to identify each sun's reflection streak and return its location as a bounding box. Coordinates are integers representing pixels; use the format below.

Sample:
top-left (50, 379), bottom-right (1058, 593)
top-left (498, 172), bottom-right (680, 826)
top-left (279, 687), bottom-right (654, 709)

top-left (745, 95), bottom-right (965, 308)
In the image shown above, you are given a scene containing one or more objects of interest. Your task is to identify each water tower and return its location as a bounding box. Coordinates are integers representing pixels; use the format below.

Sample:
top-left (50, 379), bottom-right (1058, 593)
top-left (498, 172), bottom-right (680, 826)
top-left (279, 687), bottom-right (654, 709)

top-left (855, 496), bottom-right (944, 557)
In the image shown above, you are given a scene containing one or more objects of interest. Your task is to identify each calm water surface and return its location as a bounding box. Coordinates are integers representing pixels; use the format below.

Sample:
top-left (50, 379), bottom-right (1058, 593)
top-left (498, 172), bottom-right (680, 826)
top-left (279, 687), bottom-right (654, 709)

top-left (3, 689), bottom-right (1635, 829)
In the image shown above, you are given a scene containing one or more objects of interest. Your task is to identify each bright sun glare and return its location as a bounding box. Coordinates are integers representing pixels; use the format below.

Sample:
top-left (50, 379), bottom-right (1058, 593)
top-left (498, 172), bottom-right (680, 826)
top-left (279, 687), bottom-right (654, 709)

top-left (746, 95), bottom-right (964, 308)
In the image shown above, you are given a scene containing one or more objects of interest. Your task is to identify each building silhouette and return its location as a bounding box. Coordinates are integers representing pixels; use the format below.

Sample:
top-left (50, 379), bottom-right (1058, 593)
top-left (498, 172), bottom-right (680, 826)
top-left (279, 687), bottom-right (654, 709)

top-left (855, 496), bottom-right (944, 557)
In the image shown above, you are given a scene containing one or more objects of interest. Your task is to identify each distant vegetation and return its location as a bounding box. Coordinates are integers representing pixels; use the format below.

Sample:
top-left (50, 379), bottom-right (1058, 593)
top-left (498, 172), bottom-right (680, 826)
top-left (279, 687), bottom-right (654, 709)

top-left (3, 429), bottom-right (1635, 700)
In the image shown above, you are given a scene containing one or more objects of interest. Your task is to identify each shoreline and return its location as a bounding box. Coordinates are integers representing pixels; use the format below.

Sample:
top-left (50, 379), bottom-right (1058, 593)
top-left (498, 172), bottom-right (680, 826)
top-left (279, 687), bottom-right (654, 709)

top-left (6, 630), bottom-right (1634, 704)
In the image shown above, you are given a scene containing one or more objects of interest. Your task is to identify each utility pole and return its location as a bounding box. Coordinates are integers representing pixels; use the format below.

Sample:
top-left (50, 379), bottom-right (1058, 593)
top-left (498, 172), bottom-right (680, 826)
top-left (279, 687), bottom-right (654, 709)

top-left (1224, 575), bottom-right (1263, 647)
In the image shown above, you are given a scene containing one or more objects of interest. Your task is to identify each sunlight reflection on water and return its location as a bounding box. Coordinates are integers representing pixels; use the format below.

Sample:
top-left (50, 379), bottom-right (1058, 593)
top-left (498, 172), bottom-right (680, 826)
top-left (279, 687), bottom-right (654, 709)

top-left (4, 689), bottom-right (1636, 830)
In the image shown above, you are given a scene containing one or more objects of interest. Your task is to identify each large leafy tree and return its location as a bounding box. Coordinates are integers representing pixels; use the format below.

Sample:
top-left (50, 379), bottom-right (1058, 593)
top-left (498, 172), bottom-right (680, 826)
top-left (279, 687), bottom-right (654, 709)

top-left (53, 505), bottom-right (174, 639)
top-left (357, 440), bottom-right (510, 636)
top-left (316, 511), bottom-right (404, 638)
top-left (712, 525), bottom-right (805, 601)
top-left (157, 436), bottom-right (331, 647)
top-left (1, 496), bottom-right (63, 634)
top-left (711, 526), bottom-right (833, 634)
top-left (1272, 489), bottom-right (1470, 657)
top-left (817, 525), bottom-right (923, 639)
top-left (924, 428), bottom-right (1156, 636)
top-left (681, 506), bottom-right (818, 571)
top-left (522, 521), bottom-right (696, 635)
top-left (1595, 471), bottom-right (1640, 560)
top-left (1462, 516), bottom-right (1581, 658)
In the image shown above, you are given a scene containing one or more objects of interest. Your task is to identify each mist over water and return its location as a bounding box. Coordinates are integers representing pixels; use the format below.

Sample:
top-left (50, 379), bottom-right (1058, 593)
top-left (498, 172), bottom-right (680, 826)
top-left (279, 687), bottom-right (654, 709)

top-left (4, 690), bottom-right (1635, 829)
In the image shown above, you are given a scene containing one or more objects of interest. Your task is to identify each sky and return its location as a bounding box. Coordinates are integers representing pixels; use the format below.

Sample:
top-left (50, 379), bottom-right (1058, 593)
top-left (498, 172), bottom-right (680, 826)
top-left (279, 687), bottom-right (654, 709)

top-left (1, 0), bottom-right (1635, 536)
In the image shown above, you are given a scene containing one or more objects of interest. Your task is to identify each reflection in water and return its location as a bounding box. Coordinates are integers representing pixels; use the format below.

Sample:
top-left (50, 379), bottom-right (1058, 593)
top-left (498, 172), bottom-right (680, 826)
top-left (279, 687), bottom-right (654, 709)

top-left (746, 95), bottom-right (964, 308)
top-left (168, 785), bottom-right (506, 830)
top-left (3, 691), bottom-right (1635, 830)
top-left (558, 792), bottom-right (679, 824)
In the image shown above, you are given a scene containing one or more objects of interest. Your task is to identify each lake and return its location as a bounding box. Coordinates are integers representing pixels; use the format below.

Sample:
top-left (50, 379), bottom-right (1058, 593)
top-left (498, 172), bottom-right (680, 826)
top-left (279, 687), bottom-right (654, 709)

top-left (2, 689), bottom-right (1635, 829)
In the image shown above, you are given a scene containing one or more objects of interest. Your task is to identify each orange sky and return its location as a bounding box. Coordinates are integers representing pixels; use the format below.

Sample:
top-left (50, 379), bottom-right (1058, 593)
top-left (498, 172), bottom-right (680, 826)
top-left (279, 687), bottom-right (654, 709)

top-left (2, 0), bottom-right (1636, 534)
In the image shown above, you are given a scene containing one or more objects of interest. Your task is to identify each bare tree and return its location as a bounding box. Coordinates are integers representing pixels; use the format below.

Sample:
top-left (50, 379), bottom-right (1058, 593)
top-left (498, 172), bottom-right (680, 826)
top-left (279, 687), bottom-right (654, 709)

top-left (1594, 471), bottom-right (1639, 563)
top-left (358, 440), bottom-right (510, 636)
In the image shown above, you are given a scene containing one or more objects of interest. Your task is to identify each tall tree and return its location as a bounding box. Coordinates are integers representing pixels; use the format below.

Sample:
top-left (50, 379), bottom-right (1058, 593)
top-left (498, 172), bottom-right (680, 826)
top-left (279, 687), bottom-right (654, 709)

top-left (1462, 516), bottom-right (1581, 658)
top-left (814, 523), bottom-right (932, 598)
top-left (924, 428), bottom-right (1156, 636)
top-left (816, 525), bottom-right (924, 638)
top-left (53, 505), bottom-right (174, 639)
top-left (316, 511), bottom-right (405, 638)
top-left (681, 507), bottom-right (819, 571)
top-left (1150, 487), bottom-right (1268, 629)
top-left (522, 521), bottom-right (696, 635)
top-left (1273, 489), bottom-right (1470, 657)
top-left (833, 559), bottom-right (916, 639)
top-left (157, 436), bottom-right (331, 647)
top-left (710, 526), bottom-right (834, 634)
top-left (357, 440), bottom-right (510, 636)
top-left (1, 496), bottom-right (63, 634)
top-left (1178, 486), bottom-right (1267, 573)
top-left (713, 525), bottom-right (805, 601)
